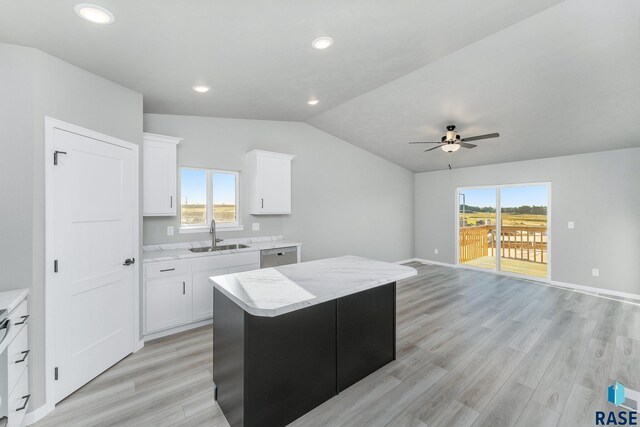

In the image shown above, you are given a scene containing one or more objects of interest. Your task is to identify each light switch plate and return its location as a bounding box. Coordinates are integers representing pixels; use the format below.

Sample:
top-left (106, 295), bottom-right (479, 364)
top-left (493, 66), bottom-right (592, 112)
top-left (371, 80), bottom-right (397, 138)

top-left (167, 226), bottom-right (174, 236)
top-left (568, 221), bottom-right (575, 229)
top-left (252, 223), bottom-right (260, 231)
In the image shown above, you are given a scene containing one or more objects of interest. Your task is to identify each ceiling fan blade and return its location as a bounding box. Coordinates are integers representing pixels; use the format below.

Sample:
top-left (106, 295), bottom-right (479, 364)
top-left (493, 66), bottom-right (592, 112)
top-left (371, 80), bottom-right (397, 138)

top-left (409, 141), bottom-right (441, 144)
top-left (458, 142), bottom-right (477, 149)
top-left (460, 133), bottom-right (500, 142)
top-left (424, 145), bottom-right (444, 152)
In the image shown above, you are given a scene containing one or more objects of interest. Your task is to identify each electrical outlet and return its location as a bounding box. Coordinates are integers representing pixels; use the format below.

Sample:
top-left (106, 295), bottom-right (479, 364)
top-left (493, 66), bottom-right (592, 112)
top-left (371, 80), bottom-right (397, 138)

top-left (252, 223), bottom-right (260, 231)
top-left (434, 248), bottom-right (439, 254)
top-left (568, 221), bottom-right (575, 229)
top-left (167, 226), bottom-right (174, 236)
top-left (592, 268), bottom-right (599, 277)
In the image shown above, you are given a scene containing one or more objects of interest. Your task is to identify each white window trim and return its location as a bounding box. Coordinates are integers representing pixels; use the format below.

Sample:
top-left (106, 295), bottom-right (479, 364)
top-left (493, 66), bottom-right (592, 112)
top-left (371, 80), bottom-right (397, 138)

top-left (179, 166), bottom-right (242, 232)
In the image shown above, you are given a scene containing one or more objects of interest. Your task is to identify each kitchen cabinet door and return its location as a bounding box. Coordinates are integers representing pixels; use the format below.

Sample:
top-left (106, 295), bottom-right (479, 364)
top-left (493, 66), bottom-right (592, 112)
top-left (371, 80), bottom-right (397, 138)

top-left (143, 133), bottom-right (181, 216)
top-left (192, 268), bottom-right (227, 321)
top-left (145, 275), bottom-right (190, 333)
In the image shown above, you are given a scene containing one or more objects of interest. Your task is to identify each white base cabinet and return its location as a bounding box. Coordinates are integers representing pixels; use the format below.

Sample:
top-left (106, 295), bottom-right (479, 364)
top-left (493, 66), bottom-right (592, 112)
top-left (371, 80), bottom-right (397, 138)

top-left (145, 275), bottom-right (190, 333)
top-left (143, 252), bottom-right (260, 336)
top-left (0, 296), bottom-right (30, 427)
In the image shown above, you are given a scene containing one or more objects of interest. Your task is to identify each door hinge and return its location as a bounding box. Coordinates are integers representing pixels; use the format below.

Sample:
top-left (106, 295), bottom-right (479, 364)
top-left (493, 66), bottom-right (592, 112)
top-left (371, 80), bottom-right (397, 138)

top-left (54, 367), bottom-right (59, 381)
top-left (53, 150), bottom-right (67, 165)
top-left (54, 260), bottom-right (59, 273)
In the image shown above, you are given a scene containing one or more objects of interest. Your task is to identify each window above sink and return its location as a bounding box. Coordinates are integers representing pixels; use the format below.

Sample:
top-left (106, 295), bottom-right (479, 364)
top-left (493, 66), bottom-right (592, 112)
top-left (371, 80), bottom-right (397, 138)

top-left (179, 167), bottom-right (243, 233)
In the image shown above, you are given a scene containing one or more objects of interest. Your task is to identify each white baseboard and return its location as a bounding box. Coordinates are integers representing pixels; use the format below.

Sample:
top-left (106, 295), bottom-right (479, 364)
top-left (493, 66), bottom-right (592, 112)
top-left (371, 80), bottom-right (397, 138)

top-left (24, 402), bottom-right (55, 426)
top-left (134, 339), bottom-right (144, 353)
top-left (410, 258), bottom-right (640, 304)
top-left (394, 258), bottom-right (419, 264)
top-left (143, 319), bottom-right (213, 342)
top-left (550, 280), bottom-right (640, 303)
top-left (413, 258), bottom-right (458, 268)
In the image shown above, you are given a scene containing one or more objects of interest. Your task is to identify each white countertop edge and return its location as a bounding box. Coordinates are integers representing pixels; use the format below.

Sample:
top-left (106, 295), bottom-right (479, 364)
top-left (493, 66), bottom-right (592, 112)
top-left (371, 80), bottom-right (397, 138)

top-left (0, 288), bottom-right (30, 313)
top-left (143, 241), bottom-right (302, 263)
top-left (210, 268), bottom-right (417, 317)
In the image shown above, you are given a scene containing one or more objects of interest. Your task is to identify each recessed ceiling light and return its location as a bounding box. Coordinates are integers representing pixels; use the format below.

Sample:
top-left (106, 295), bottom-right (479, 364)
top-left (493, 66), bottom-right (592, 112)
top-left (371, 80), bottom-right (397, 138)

top-left (307, 99), bottom-right (319, 106)
top-left (192, 85), bottom-right (211, 93)
top-left (311, 37), bottom-right (333, 50)
top-left (74, 4), bottom-right (115, 24)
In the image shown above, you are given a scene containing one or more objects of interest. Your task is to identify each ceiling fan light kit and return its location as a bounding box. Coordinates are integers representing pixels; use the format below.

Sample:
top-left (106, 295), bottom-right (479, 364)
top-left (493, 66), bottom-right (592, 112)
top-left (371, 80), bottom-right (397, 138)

top-left (409, 124), bottom-right (500, 155)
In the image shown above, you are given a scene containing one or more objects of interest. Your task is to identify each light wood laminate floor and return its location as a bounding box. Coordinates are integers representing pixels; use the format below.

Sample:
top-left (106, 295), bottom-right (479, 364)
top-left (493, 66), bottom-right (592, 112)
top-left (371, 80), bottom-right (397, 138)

top-left (35, 262), bottom-right (640, 426)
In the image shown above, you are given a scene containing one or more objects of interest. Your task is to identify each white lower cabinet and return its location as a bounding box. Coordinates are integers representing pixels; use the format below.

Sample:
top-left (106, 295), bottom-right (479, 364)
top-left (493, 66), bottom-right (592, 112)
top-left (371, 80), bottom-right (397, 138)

top-left (192, 268), bottom-right (226, 322)
top-left (144, 251), bottom-right (260, 336)
top-left (145, 274), bottom-right (190, 333)
top-left (1, 296), bottom-right (30, 427)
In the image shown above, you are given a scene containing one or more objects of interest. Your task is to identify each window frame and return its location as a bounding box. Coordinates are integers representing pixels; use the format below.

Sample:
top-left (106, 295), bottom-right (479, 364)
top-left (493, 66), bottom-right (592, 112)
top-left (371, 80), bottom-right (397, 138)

top-left (179, 166), bottom-right (243, 233)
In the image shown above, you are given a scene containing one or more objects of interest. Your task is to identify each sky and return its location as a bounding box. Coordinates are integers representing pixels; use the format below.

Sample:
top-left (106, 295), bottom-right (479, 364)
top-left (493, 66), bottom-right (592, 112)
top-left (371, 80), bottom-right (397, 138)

top-left (181, 169), bottom-right (236, 205)
top-left (460, 185), bottom-right (548, 208)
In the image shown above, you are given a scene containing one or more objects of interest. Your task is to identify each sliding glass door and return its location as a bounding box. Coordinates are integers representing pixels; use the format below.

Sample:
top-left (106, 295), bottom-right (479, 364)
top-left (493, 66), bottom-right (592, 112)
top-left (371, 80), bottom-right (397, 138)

top-left (458, 183), bottom-right (549, 280)
top-left (499, 185), bottom-right (548, 278)
top-left (459, 188), bottom-right (497, 271)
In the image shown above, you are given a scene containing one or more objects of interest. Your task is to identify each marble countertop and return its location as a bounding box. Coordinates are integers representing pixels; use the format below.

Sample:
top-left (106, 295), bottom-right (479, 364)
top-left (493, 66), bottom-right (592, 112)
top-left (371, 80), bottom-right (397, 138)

top-left (209, 255), bottom-right (416, 317)
top-left (0, 288), bottom-right (29, 314)
top-left (143, 236), bottom-right (301, 263)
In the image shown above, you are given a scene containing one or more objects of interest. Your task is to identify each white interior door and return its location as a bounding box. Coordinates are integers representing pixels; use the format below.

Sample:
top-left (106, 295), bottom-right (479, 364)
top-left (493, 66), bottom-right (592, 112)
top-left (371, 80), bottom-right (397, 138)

top-left (50, 127), bottom-right (136, 403)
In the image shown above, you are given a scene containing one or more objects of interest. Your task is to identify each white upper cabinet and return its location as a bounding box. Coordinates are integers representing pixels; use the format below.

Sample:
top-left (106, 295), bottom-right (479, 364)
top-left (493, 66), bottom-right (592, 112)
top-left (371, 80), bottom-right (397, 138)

top-left (245, 150), bottom-right (295, 215)
top-left (143, 132), bottom-right (182, 216)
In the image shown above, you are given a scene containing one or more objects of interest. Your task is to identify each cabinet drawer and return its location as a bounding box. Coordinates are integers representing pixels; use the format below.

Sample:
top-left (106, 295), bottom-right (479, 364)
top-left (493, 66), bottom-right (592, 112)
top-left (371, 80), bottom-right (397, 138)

top-left (145, 260), bottom-right (190, 279)
top-left (228, 263), bottom-right (260, 274)
top-left (190, 252), bottom-right (258, 272)
top-left (227, 251), bottom-right (259, 268)
top-left (7, 367), bottom-right (29, 427)
top-left (7, 299), bottom-right (28, 344)
top-left (6, 325), bottom-right (29, 397)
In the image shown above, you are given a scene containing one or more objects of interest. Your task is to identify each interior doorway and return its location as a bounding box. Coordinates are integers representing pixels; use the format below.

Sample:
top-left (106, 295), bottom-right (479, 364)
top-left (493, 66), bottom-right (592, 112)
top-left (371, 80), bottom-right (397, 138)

top-left (457, 183), bottom-right (550, 280)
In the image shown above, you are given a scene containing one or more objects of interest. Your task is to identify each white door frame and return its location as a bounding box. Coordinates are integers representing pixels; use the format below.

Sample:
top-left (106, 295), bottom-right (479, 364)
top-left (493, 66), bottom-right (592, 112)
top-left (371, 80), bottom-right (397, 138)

top-left (455, 182), bottom-right (552, 283)
top-left (43, 117), bottom-right (141, 412)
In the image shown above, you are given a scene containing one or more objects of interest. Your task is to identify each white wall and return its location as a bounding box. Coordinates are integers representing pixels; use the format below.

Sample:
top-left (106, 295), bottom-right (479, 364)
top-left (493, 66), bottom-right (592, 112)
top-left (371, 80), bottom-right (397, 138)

top-left (415, 148), bottom-right (640, 296)
top-left (143, 114), bottom-right (415, 263)
top-left (0, 43), bottom-right (143, 411)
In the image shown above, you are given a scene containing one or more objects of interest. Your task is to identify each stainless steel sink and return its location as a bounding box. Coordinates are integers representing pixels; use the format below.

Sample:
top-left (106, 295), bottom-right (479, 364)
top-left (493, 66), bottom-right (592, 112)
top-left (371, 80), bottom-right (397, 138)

top-left (189, 244), bottom-right (250, 253)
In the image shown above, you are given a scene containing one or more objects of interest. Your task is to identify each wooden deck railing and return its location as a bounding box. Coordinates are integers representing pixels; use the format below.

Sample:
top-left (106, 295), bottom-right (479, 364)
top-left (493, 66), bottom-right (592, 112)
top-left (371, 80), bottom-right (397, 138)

top-left (459, 225), bottom-right (547, 264)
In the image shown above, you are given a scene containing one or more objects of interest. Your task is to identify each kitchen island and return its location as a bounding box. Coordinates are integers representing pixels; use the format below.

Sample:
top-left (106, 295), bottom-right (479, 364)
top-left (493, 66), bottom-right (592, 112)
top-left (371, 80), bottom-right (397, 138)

top-left (209, 256), bottom-right (416, 427)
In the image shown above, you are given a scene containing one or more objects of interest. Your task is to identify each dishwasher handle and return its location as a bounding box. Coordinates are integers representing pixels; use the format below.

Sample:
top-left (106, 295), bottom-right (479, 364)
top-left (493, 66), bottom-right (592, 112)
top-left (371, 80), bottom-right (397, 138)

top-left (261, 246), bottom-right (297, 256)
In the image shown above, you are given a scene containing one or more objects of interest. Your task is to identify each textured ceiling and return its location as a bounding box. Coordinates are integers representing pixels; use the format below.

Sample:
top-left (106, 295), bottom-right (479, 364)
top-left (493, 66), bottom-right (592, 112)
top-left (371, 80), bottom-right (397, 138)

top-left (308, 0), bottom-right (640, 171)
top-left (0, 0), bottom-right (562, 121)
top-left (1, 0), bottom-right (637, 172)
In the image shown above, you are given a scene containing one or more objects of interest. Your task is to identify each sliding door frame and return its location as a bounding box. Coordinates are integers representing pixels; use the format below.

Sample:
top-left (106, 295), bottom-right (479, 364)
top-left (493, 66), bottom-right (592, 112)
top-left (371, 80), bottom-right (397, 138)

top-left (455, 182), bottom-right (552, 283)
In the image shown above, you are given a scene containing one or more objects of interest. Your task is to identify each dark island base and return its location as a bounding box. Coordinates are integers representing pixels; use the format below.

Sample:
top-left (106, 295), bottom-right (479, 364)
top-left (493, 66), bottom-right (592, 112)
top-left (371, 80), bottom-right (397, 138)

top-left (213, 282), bottom-right (396, 427)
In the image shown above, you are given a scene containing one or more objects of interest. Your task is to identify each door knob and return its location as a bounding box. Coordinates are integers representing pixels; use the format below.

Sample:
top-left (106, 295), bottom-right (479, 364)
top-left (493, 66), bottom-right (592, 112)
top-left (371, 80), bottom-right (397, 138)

top-left (123, 258), bottom-right (136, 266)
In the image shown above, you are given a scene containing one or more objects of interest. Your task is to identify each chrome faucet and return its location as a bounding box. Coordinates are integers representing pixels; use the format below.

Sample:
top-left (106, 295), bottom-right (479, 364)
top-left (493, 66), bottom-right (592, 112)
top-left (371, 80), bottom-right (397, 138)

top-left (210, 219), bottom-right (224, 248)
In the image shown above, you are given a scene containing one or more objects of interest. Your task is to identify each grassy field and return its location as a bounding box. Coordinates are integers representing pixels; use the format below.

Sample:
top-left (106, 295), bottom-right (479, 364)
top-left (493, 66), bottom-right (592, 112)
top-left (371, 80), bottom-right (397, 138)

top-left (181, 204), bottom-right (236, 224)
top-left (460, 212), bottom-right (547, 227)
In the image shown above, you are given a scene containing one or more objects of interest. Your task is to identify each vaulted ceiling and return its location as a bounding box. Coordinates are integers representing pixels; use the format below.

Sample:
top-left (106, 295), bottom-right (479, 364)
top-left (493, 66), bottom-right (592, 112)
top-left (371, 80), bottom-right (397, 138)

top-left (1, 0), bottom-right (639, 171)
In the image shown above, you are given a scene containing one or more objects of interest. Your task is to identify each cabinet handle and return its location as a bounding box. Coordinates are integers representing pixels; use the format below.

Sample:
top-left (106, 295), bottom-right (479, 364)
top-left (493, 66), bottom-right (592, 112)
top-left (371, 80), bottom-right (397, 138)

top-left (183, 281), bottom-right (186, 295)
top-left (170, 196), bottom-right (173, 208)
top-left (16, 394), bottom-right (30, 411)
top-left (160, 268), bottom-right (175, 272)
top-left (15, 315), bottom-right (29, 326)
top-left (15, 350), bottom-right (30, 364)
top-left (261, 198), bottom-right (264, 209)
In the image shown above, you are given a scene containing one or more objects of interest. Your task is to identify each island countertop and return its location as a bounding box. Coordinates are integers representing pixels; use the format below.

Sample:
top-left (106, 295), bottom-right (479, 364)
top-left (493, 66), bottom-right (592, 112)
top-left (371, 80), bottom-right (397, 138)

top-left (209, 255), bottom-right (416, 317)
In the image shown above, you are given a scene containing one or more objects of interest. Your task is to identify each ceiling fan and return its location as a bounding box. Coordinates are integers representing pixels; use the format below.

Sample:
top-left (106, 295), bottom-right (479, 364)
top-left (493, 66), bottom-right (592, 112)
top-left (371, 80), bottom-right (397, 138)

top-left (409, 125), bottom-right (500, 152)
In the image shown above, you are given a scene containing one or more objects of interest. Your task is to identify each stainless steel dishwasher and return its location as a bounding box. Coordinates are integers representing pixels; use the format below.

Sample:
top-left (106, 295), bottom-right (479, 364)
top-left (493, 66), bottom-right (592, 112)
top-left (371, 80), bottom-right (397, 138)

top-left (260, 246), bottom-right (298, 268)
